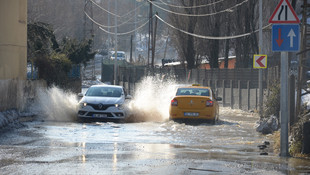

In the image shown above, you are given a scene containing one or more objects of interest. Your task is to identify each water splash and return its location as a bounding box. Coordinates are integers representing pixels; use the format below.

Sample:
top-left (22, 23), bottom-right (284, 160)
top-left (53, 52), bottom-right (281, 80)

top-left (125, 75), bottom-right (178, 122)
top-left (34, 86), bottom-right (78, 122)
top-left (28, 76), bottom-right (178, 123)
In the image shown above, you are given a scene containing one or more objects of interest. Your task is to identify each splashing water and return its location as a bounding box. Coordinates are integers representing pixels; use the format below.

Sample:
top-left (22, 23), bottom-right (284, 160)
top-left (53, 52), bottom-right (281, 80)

top-left (29, 76), bottom-right (179, 123)
top-left (35, 86), bottom-right (79, 122)
top-left (125, 75), bottom-right (178, 122)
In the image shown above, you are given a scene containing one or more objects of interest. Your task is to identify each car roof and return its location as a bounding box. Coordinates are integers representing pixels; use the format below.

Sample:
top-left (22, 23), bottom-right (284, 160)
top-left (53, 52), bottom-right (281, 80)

top-left (178, 85), bottom-right (211, 89)
top-left (90, 84), bottom-right (123, 88)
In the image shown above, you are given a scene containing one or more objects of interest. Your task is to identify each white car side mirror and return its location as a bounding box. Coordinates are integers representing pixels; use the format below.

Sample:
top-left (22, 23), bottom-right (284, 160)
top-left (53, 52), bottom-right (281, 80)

top-left (126, 95), bottom-right (132, 99)
top-left (78, 93), bottom-right (84, 98)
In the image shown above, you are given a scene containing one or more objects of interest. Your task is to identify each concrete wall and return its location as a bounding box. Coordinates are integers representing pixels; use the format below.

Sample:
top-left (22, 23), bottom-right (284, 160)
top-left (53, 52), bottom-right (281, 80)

top-left (0, 80), bottom-right (46, 112)
top-left (0, 0), bottom-right (27, 80)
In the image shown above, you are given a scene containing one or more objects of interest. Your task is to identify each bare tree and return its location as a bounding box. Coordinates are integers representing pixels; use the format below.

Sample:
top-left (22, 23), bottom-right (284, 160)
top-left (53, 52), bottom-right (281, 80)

top-left (168, 0), bottom-right (261, 69)
top-left (231, 0), bottom-right (258, 68)
top-left (169, 0), bottom-right (200, 69)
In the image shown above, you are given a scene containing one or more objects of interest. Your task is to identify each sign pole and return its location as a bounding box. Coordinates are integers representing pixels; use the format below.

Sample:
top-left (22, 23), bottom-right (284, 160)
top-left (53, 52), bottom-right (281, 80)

top-left (269, 0), bottom-right (299, 158)
top-left (280, 51), bottom-right (289, 157)
top-left (258, 0), bottom-right (263, 116)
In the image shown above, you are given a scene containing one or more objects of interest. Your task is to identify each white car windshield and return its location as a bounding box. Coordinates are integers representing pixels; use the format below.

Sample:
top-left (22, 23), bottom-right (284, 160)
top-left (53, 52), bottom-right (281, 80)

top-left (85, 87), bottom-right (123, 97)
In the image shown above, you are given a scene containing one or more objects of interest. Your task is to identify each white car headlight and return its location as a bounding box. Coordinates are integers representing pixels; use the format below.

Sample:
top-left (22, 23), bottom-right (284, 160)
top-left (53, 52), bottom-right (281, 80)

top-left (79, 102), bottom-right (87, 108)
top-left (115, 104), bottom-right (123, 109)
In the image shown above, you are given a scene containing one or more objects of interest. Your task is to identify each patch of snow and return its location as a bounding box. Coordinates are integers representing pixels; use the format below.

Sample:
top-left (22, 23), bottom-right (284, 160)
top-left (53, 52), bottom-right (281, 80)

top-left (0, 110), bottom-right (21, 129)
top-left (301, 89), bottom-right (310, 110)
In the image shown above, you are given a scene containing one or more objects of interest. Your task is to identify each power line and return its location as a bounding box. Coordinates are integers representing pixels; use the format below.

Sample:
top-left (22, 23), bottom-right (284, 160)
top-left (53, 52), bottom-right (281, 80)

top-left (148, 0), bottom-right (249, 17)
top-left (155, 14), bottom-right (271, 40)
top-left (84, 10), bottom-right (147, 29)
top-left (155, 0), bottom-right (225, 9)
top-left (98, 18), bottom-right (150, 36)
top-left (90, 0), bottom-right (145, 18)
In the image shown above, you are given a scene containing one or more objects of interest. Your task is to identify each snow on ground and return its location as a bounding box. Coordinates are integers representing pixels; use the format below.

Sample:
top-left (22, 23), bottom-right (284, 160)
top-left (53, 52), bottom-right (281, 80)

top-left (301, 89), bottom-right (310, 110)
top-left (0, 110), bottom-right (36, 129)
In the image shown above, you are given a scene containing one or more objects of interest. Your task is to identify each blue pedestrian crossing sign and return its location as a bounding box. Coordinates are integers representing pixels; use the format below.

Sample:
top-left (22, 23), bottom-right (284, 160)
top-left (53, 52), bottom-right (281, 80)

top-left (272, 24), bottom-right (299, 52)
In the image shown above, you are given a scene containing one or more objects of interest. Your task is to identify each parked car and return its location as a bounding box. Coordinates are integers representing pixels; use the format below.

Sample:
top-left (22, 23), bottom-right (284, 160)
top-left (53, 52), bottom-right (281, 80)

top-left (110, 51), bottom-right (126, 60)
top-left (169, 84), bottom-right (222, 124)
top-left (77, 85), bottom-right (131, 122)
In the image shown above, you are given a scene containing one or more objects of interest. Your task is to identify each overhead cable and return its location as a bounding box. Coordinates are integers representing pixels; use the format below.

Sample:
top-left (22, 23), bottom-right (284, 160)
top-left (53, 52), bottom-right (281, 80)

top-left (155, 0), bottom-right (225, 9)
top-left (148, 0), bottom-right (249, 17)
top-left (98, 19), bottom-right (150, 36)
top-left (84, 10), bottom-right (146, 28)
top-left (90, 0), bottom-right (145, 18)
top-left (155, 14), bottom-right (271, 40)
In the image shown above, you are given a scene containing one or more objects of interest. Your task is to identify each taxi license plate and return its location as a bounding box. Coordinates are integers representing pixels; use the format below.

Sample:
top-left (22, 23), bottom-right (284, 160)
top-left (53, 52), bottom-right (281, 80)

top-left (184, 112), bottom-right (199, 117)
top-left (93, 114), bottom-right (107, 118)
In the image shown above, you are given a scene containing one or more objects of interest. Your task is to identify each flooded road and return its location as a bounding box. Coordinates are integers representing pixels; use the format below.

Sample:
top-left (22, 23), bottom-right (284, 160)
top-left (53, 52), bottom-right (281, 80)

top-left (0, 108), bottom-right (310, 174)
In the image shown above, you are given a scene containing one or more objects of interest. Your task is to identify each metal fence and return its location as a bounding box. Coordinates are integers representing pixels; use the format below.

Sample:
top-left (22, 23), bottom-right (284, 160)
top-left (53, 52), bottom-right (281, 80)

top-left (114, 66), bottom-right (280, 111)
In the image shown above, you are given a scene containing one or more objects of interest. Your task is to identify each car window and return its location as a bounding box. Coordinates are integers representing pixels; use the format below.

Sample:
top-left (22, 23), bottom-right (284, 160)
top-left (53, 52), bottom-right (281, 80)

top-left (85, 87), bottom-right (123, 97)
top-left (176, 88), bottom-right (210, 96)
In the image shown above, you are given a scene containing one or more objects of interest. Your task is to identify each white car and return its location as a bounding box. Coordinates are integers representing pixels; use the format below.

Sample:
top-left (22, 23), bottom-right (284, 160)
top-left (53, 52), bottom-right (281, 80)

top-left (78, 85), bottom-right (131, 122)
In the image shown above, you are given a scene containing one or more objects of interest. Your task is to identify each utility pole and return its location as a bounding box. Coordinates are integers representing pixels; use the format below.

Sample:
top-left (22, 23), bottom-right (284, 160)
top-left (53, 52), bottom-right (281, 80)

top-left (163, 30), bottom-right (169, 61)
top-left (130, 35), bottom-right (133, 63)
top-left (108, 0), bottom-right (110, 59)
top-left (114, 0), bottom-right (118, 85)
top-left (90, 2), bottom-right (95, 80)
top-left (134, 0), bottom-right (137, 62)
top-left (83, 0), bottom-right (95, 80)
top-left (151, 12), bottom-right (158, 68)
top-left (148, 0), bottom-right (153, 67)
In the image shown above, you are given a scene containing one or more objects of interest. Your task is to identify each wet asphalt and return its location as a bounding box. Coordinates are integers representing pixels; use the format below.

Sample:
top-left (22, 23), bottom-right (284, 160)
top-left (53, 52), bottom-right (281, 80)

top-left (0, 108), bottom-right (310, 175)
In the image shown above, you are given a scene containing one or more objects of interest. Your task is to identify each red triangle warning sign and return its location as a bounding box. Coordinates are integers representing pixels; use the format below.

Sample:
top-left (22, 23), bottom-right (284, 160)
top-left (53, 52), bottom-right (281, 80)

top-left (269, 0), bottom-right (300, 23)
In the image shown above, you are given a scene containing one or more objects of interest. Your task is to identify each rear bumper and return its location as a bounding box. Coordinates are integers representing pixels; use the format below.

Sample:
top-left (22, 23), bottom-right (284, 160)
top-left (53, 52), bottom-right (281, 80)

top-left (169, 107), bottom-right (216, 120)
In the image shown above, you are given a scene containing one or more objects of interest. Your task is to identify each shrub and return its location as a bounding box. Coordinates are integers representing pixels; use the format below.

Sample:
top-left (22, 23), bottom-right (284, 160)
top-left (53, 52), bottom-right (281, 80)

top-left (262, 80), bottom-right (280, 119)
top-left (35, 52), bottom-right (72, 87)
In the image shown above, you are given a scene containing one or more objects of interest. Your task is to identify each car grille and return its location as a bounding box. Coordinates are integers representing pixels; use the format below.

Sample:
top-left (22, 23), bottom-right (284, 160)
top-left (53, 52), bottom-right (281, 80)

top-left (88, 104), bottom-right (115, 110)
top-left (86, 112), bottom-right (124, 117)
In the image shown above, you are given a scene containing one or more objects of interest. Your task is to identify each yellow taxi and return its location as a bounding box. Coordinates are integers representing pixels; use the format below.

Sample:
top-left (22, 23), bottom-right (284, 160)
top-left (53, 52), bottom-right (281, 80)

top-left (169, 84), bottom-right (222, 124)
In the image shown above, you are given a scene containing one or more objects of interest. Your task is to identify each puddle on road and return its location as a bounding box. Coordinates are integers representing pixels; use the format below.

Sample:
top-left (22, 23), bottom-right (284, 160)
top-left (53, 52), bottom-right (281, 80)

top-left (2, 108), bottom-right (310, 174)
top-left (10, 77), bottom-right (310, 174)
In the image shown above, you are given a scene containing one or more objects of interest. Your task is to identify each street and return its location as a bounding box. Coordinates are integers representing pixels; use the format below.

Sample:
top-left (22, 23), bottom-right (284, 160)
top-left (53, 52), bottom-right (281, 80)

top-left (1, 108), bottom-right (310, 175)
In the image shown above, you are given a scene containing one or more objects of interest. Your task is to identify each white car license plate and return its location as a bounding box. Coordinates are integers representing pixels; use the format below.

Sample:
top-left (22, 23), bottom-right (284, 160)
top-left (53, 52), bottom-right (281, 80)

top-left (184, 112), bottom-right (199, 117)
top-left (93, 114), bottom-right (107, 118)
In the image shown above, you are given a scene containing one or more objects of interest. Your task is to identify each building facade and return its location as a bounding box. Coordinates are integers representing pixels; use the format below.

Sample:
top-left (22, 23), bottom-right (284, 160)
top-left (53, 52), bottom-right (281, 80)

top-left (0, 0), bottom-right (27, 80)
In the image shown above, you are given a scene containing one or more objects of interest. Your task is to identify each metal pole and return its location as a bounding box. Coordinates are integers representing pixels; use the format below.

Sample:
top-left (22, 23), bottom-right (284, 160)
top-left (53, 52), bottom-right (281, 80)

top-left (108, 0), bottom-right (110, 57)
top-left (114, 0), bottom-right (118, 85)
top-left (134, 0), bottom-right (137, 62)
top-left (280, 52), bottom-right (289, 157)
top-left (258, 0), bottom-right (263, 115)
top-left (147, 0), bottom-right (153, 67)
top-left (130, 35), bottom-right (133, 63)
top-left (296, 0), bottom-right (307, 118)
top-left (151, 12), bottom-right (158, 69)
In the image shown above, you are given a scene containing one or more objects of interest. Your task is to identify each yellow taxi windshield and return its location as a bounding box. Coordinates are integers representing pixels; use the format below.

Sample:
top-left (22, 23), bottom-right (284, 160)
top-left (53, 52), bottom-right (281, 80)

top-left (176, 88), bottom-right (210, 96)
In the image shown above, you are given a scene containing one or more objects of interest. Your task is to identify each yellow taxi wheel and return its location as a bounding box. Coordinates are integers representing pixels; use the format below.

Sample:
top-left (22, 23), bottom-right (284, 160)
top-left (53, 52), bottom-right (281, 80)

top-left (210, 118), bottom-right (215, 125)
